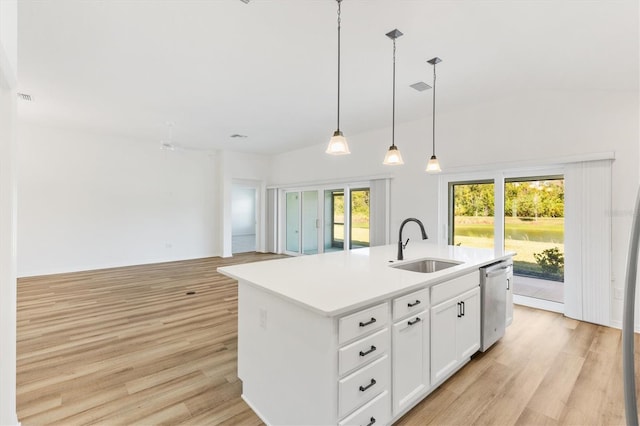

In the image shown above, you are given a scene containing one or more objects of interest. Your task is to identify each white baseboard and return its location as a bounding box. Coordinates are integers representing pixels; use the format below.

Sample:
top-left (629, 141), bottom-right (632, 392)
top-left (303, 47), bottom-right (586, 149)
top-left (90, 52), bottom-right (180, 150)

top-left (513, 294), bottom-right (564, 313)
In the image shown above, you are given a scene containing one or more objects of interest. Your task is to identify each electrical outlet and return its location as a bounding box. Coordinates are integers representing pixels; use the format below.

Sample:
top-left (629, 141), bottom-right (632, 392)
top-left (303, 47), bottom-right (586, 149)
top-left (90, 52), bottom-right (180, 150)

top-left (259, 308), bottom-right (267, 330)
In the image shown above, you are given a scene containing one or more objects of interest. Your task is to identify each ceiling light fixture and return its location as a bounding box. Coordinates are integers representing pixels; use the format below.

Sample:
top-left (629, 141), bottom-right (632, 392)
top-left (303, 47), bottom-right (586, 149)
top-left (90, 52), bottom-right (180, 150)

top-left (426, 57), bottom-right (442, 173)
top-left (383, 29), bottom-right (404, 166)
top-left (325, 0), bottom-right (350, 155)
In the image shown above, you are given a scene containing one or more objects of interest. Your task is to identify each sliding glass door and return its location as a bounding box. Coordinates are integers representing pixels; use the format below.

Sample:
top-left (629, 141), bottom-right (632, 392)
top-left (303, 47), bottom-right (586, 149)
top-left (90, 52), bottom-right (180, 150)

top-left (447, 174), bottom-right (565, 306)
top-left (285, 190), bottom-right (319, 255)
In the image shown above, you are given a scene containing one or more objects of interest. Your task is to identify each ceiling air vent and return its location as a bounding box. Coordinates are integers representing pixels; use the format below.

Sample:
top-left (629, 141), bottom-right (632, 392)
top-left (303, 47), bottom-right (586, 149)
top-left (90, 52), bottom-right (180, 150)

top-left (17, 93), bottom-right (33, 101)
top-left (410, 82), bottom-right (431, 92)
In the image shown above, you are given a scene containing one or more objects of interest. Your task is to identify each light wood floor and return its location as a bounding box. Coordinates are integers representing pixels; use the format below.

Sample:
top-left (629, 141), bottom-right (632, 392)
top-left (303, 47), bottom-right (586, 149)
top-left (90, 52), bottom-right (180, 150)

top-left (16, 253), bottom-right (637, 425)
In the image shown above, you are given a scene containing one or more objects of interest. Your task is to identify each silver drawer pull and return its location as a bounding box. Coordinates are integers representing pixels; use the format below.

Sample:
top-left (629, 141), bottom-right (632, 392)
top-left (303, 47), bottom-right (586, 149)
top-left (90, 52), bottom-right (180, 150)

top-left (359, 317), bottom-right (377, 327)
top-left (359, 378), bottom-right (376, 392)
top-left (359, 345), bottom-right (377, 357)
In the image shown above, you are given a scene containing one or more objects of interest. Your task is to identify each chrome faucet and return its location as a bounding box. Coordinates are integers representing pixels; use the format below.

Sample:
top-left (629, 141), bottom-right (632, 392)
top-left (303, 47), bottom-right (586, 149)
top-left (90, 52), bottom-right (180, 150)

top-left (397, 218), bottom-right (428, 260)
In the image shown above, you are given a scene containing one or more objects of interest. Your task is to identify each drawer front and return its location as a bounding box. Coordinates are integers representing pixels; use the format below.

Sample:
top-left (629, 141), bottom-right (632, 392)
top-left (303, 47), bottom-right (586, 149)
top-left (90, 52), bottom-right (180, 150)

top-left (338, 354), bottom-right (390, 418)
top-left (339, 328), bottom-right (390, 376)
top-left (338, 390), bottom-right (390, 426)
top-left (339, 303), bottom-right (389, 345)
top-left (431, 272), bottom-right (478, 305)
top-left (393, 288), bottom-right (429, 321)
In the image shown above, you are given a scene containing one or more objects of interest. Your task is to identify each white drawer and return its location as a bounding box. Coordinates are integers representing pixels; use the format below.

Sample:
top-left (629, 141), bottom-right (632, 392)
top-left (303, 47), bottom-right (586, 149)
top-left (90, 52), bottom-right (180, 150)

top-left (339, 390), bottom-right (390, 426)
top-left (393, 287), bottom-right (429, 321)
top-left (338, 354), bottom-right (390, 418)
top-left (339, 328), bottom-right (390, 376)
top-left (339, 303), bottom-right (389, 345)
top-left (431, 272), bottom-right (478, 305)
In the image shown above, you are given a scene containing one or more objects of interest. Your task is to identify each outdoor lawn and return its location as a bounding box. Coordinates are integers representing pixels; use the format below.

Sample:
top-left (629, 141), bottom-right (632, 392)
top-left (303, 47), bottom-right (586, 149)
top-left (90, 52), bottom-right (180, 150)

top-left (454, 216), bottom-right (564, 281)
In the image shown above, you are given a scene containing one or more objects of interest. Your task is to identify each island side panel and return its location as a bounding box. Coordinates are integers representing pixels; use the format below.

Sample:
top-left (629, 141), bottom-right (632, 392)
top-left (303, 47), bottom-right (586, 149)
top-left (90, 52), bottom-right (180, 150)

top-left (238, 280), bottom-right (338, 425)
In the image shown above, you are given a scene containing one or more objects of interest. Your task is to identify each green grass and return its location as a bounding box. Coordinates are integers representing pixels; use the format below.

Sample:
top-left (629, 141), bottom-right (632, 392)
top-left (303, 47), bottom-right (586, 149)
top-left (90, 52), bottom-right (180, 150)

top-left (453, 216), bottom-right (564, 282)
top-left (333, 225), bottom-right (369, 245)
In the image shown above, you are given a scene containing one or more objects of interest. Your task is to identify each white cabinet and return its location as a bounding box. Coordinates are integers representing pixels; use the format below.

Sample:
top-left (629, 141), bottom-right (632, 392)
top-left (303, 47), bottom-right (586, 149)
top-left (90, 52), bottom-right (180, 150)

top-left (337, 303), bottom-right (391, 423)
top-left (430, 286), bottom-right (480, 385)
top-left (456, 287), bottom-right (481, 359)
top-left (392, 309), bottom-right (429, 415)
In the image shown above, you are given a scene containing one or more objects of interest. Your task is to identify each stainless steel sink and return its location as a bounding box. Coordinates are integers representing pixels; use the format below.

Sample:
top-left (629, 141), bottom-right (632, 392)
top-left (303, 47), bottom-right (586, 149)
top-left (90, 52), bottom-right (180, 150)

top-left (390, 258), bottom-right (461, 273)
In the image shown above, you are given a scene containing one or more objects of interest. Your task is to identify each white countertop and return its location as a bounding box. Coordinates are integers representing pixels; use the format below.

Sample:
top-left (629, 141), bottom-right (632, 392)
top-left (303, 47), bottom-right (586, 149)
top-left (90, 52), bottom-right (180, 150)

top-left (218, 242), bottom-right (513, 317)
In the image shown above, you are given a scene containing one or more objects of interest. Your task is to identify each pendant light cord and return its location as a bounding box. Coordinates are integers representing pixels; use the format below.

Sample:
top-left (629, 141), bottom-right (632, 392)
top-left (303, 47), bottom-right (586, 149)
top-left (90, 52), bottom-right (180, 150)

top-left (432, 62), bottom-right (436, 156)
top-left (392, 39), bottom-right (396, 147)
top-left (336, 0), bottom-right (342, 132)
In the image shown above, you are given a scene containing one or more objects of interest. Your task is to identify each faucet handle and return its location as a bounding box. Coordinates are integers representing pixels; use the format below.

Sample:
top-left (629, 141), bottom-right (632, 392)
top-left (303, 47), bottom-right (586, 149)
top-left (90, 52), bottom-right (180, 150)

top-left (402, 238), bottom-right (410, 249)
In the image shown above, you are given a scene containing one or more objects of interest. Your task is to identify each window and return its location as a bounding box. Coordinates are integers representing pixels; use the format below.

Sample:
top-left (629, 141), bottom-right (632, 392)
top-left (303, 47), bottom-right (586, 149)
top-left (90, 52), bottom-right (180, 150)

top-left (325, 190), bottom-right (344, 252)
top-left (448, 181), bottom-right (495, 249)
top-left (350, 188), bottom-right (370, 249)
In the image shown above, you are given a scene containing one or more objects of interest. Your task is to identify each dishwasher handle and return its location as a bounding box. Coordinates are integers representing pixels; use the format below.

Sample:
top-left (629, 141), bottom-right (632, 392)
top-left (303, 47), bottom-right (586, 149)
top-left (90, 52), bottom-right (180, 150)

top-left (486, 266), bottom-right (509, 278)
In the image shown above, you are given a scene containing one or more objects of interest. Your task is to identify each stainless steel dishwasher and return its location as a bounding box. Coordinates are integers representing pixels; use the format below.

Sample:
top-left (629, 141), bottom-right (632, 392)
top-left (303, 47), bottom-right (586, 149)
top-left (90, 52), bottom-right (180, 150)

top-left (479, 260), bottom-right (510, 352)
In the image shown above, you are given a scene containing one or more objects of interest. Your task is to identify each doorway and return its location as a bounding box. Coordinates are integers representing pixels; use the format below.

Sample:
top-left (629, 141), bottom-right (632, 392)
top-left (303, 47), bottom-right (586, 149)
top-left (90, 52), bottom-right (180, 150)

top-left (447, 174), bottom-right (565, 308)
top-left (231, 185), bottom-right (257, 254)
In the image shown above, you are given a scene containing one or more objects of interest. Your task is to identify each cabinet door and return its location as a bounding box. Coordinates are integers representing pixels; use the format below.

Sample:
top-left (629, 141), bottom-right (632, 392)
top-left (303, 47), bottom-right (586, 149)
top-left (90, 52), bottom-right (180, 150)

top-left (457, 287), bottom-right (480, 360)
top-left (392, 310), bottom-right (429, 415)
top-left (430, 298), bottom-right (459, 385)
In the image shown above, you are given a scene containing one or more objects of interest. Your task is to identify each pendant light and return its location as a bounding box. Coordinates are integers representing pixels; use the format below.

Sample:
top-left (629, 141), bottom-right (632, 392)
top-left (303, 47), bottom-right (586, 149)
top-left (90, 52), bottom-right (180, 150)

top-left (426, 57), bottom-right (442, 173)
top-left (326, 0), bottom-right (350, 155)
top-left (382, 29), bottom-right (404, 166)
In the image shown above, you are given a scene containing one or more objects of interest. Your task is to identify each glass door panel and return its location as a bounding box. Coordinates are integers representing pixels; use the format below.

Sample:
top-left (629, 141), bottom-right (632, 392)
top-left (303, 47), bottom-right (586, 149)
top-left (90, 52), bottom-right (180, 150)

top-left (449, 181), bottom-right (495, 249)
top-left (285, 192), bottom-right (300, 253)
top-left (302, 191), bottom-right (319, 255)
top-left (324, 190), bottom-right (344, 252)
top-left (505, 177), bottom-right (564, 303)
top-left (350, 188), bottom-right (370, 249)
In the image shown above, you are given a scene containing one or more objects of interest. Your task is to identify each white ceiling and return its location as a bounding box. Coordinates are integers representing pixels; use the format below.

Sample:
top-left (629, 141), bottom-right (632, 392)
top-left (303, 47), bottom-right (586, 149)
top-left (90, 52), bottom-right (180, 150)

top-left (17, 0), bottom-right (639, 155)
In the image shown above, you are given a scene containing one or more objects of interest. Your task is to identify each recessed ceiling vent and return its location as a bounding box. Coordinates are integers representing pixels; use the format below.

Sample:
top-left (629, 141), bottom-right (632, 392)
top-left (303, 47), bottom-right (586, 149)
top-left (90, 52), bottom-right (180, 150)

top-left (17, 93), bottom-right (33, 101)
top-left (230, 134), bottom-right (248, 139)
top-left (410, 82), bottom-right (431, 92)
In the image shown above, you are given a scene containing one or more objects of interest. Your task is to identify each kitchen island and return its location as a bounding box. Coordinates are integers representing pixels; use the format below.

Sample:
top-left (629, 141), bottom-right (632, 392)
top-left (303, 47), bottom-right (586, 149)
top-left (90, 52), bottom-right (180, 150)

top-left (218, 242), bottom-right (513, 426)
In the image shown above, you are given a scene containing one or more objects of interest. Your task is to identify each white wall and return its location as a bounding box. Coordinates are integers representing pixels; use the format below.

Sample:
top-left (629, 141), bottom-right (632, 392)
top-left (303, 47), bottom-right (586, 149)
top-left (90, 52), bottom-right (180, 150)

top-left (270, 89), bottom-right (640, 326)
top-left (17, 123), bottom-right (220, 276)
top-left (0, 1), bottom-right (19, 424)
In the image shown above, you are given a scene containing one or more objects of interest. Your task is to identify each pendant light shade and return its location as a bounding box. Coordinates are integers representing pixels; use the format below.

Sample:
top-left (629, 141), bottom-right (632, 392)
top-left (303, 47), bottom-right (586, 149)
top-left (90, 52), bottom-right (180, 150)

top-left (383, 145), bottom-right (404, 165)
top-left (426, 57), bottom-right (442, 173)
top-left (326, 0), bottom-right (350, 155)
top-left (326, 130), bottom-right (350, 155)
top-left (426, 155), bottom-right (441, 172)
top-left (383, 29), bottom-right (404, 165)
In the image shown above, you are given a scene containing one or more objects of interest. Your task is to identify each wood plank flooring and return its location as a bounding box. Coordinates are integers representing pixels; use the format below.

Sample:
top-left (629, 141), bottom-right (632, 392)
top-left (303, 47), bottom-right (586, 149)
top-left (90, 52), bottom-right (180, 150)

top-left (16, 253), bottom-right (637, 425)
